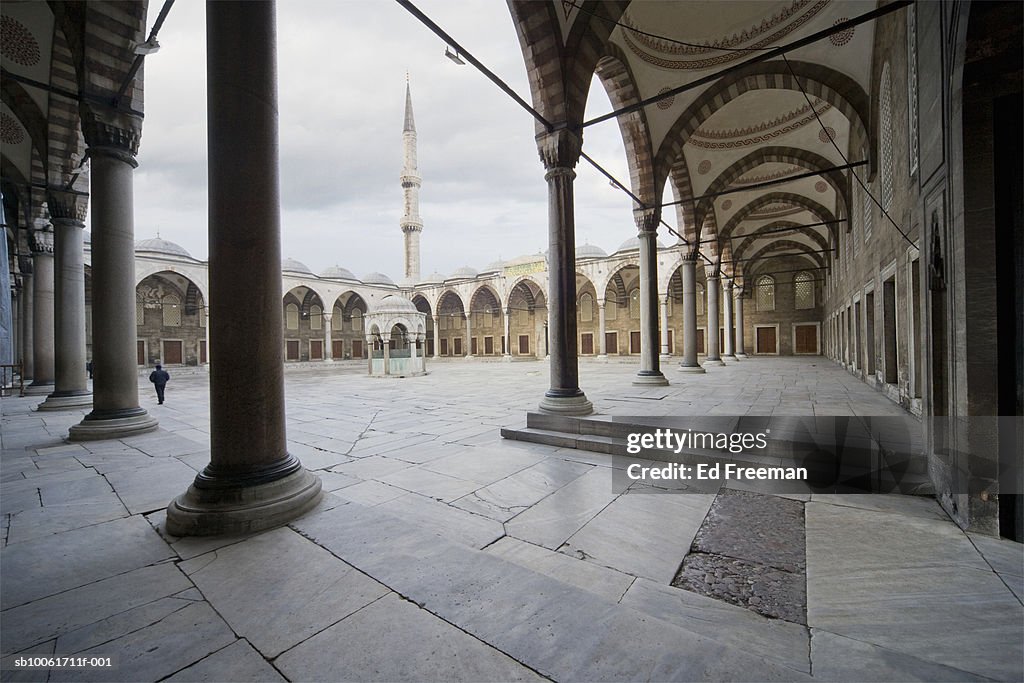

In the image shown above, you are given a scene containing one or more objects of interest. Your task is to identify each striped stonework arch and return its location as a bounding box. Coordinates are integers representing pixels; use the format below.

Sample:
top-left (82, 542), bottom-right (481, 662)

top-left (507, 0), bottom-right (628, 131)
top-left (743, 240), bottom-right (827, 272)
top-left (653, 60), bottom-right (873, 192)
top-left (668, 155), bottom-right (698, 244)
top-left (719, 192), bottom-right (838, 244)
top-left (731, 220), bottom-right (831, 265)
top-left (437, 289), bottom-right (467, 316)
top-left (46, 25), bottom-right (85, 188)
top-left (594, 43), bottom-right (656, 208)
top-left (469, 284), bottom-right (500, 315)
top-left (1, 79), bottom-right (48, 175)
top-left (300, 289), bottom-right (324, 318)
top-left (506, 277), bottom-right (545, 312)
top-left (694, 146), bottom-right (851, 230)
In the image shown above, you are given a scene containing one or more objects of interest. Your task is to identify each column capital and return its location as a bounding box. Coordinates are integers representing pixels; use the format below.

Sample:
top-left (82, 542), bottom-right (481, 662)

top-left (704, 263), bottom-right (721, 279)
top-left (722, 278), bottom-right (734, 291)
top-left (18, 255), bottom-right (33, 274)
top-left (47, 190), bottom-right (88, 224)
top-left (681, 250), bottom-right (701, 264)
top-left (30, 230), bottom-right (54, 254)
top-left (633, 207), bottom-right (661, 233)
top-left (80, 104), bottom-right (142, 165)
top-left (536, 127), bottom-right (582, 173)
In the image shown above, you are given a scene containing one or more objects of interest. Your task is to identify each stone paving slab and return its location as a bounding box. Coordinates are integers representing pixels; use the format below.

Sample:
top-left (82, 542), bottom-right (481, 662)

top-left (333, 479), bottom-right (410, 506)
top-left (378, 465), bottom-right (481, 502)
top-left (178, 526), bottom-right (389, 658)
top-left (164, 639), bottom-right (286, 683)
top-left (375, 491), bottom-right (505, 548)
top-left (452, 457), bottom-right (594, 522)
top-left (102, 458), bottom-right (198, 514)
top-left (275, 592), bottom-right (546, 682)
top-left (5, 494), bottom-right (128, 545)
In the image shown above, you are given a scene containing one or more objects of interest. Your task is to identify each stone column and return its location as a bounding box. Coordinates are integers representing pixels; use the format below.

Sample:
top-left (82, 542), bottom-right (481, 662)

top-left (367, 335), bottom-right (374, 374)
top-left (465, 311), bottom-right (472, 357)
top-left (678, 252), bottom-right (705, 373)
top-left (26, 230), bottom-right (55, 395)
top-left (68, 106), bottom-right (158, 439)
top-left (734, 287), bottom-right (747, 358)
top-left (597, 301), bottom-right (607, 358)
top-left (419, 333), bottom-right (428, 373)
top-left (323, 313), bottom-right (332, 360)
top-left (704, 270), bottom-right (725, 367)
top-left (537, 129), bottom-right (592, 415)
top-left (432, 314), bottom-right (440, 358)
top-left (634, 211), bottom-right (668, 386)
top-left (18, 257), bottom-right (34, 382)
top-left (166, 0), bottom-right (320, 536)
top-left (503, 307), bottom-right (512, 360)
top-left (721, 279), bottom-right (736, 361)
top-left (659, 297), bottom-right (670, 359)
top-left (39, 191), bottom-right (92, 410)
top-left (382, 334), bottom-right (391, 375)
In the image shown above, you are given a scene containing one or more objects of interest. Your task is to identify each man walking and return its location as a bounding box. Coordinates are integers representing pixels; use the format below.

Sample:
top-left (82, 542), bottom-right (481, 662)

top-left (149, 363), bottom-right (170, 405)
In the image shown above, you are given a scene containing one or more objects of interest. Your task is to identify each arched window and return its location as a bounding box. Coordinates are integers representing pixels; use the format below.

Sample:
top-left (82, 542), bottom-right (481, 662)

top-left (517, 308), bottom-right (529, 326)
top-left (310, 304), bottom-right (322, 330)
top-left (163, 295), bottom-right (182, 327)
top-left (351, 309), bottom-right (363, 331)
top-left (439, 315), bottom-right (448, 331)
top-left (696, 283), bottom-right (705, 315)
top-left (794, 272), bottom-right (815, 309)
top-left (579, 293), bottom-right (593, 322)
top-left (628, 288), bottom-right (640, 319)
top-left (755, 276), bottom-right (775, 312)
top-left (606, 298), bottom-right (618, 321)
top-left (879, 62), bottom-right (895, 210)
top-left (906, 5), bottom-right (919, 176)
top-left (332, 309), bottom-right (343, 330)
top-left (483, 307), bottom-right (493, 329)
top-left (862, 168), bottom-right (874, 242)
top-left (286, 303), bottom-right (299, 330)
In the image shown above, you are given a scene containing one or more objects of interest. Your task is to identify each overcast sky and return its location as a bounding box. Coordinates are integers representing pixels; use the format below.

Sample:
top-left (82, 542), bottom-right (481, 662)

top-left (131, 0), bottom-right (666, 279)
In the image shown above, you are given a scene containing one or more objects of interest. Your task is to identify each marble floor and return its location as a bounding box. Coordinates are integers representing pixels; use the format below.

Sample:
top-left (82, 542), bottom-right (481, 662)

top-left (1, 357), bottom-right (1021, 682)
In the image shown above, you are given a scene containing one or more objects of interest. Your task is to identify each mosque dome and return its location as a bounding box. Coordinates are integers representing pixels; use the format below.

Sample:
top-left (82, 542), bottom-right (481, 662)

top-left (481, 259), bottom-right (506, 273)
top-left (282, 257), bottom-right (314, 275)
top-left (136, 237), bottom-right (191, 258)
top-left (449, 266), bottom-right (478, 280)
top-left (614, 236), bottom-right (666, 254)
top-left (321, 265), bottom-right (357, 280)
top-left (576, 244), bottom-right (607, 259)
top-left (419, 272), bottom-right (446, 285)
top-left (374, 294), bottom-right (419, 314)
top-left (362, 272), bottom-right (396, 286)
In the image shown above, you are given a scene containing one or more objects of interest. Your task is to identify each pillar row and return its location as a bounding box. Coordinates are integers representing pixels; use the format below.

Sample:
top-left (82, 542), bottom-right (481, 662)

top-left (722, 279), bottom-right (736, 361)
top-left (704, 270), bottom-right (725, 367)
top-left (633, 208), bottom-right (668, 386)
top-left (26, 230), bottom-right (55, 395)
top-left (678, 252), bottom-right (705, 373)
top-left (18, 256), bottom-right (35, 383)
top-left (735, 287), bottom-right (747, 358)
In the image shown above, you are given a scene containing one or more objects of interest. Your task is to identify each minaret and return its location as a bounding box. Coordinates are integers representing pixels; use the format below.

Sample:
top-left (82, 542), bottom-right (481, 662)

top-left (400, 77), bottom-right (423, 284)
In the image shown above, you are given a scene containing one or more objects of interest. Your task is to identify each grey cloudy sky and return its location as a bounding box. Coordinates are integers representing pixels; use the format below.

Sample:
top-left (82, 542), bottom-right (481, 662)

top-left (131, 0), bottom-right (672, 279)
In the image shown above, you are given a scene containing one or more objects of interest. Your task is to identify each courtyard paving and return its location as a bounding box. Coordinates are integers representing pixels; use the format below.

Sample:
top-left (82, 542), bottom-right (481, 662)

top-left (1, 357), bottom-right (1021, 682)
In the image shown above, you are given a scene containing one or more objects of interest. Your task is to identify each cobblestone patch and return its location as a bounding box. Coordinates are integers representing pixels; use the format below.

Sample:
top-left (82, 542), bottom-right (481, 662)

top-left (672, 489), bottom-right (807, 624)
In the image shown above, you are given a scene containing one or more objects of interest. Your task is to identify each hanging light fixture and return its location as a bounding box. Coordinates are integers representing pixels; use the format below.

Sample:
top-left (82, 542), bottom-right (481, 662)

top-left (444, 46), bottom-right (465, 65)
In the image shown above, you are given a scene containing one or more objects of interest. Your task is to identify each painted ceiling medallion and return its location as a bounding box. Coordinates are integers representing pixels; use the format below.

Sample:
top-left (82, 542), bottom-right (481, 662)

top-left (656, 87), bottom-right (674, 110)
top-left (815, 181), bottom-right (828, 193)
top-left (690, 100), bottom-right (832, 150)
top-left (697, 160), bottom-right (712, 175)
top-left (0, 112), bottom-right (26, 145)
top-left (818, 126), bottom-right (837, 143)
top-left (621, 1), bottom-right (828, 71)
top-left (828, 18), bottom-right (855, 47)
top-left (721, 200), bottom-right (733, 211)
top-left (0, 16), bottom-right (41, 67)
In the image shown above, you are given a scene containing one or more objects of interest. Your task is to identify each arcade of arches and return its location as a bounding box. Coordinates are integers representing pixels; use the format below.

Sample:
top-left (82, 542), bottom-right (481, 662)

top-left (2, 1), bottom-right (1021, 545)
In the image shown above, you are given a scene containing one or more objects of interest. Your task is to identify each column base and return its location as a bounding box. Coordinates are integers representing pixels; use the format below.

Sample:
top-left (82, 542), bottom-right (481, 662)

top-left (37, 390), bottom-right (93, 411)
top-left (632, 371), bottom-right (669, 387)
top-left (722, 354), bottom-right (738, 362)
top-left (24, 381), bottom-right (55, 396)
top-left (502, 354), bottom-right (513, 362)
top-left (735, 353), bottom-right (748, 359)
top-left (596, 354), bottom-right (608, 360)
top-left (68, 408), bottom-right (159, 441)
top-left (539, 392), bottom-right (594, 416)
top-left (703, 358), bottom-right (727, 367)
top-left (165, 467), bottom-right (323, 537)
top-left (678, 364), bottom-right (706, 374)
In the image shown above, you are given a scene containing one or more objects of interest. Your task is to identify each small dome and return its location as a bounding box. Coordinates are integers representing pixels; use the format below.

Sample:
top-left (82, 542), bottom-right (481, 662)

top-left (576, 244), bottom-right (607, 259)
top-left (449, 266), bottom-right (478, 280)
top-left (362, 272), bottom-right (396, 286)
top-left (282, 257), bottom-right (314, 275)
top-left (614, 236), bottom-right (666, 253)
top-left (374, 294), bottom-right (419, 314)
top-left (136, 237), bottom-right (191, 258)
top-left (506, 253), bottom-right (546, 267)
top-left (418, 272), bottom-right (446, 285)
top-left (321, 265), bottom-right (357, 280)
top-left (482, 259), bottom-right (506, 273)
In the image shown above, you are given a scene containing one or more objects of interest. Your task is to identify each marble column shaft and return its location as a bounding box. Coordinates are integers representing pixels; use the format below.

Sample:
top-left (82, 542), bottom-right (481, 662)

top-left (29, 235), bottom-right (55, 391)
top-left (704, 272), bottom-right (724, 365)
top-left (19, 260), bottom-right (34, 381)
top-left (678, 253), bottom-right (704, 373)
top-left (734, 289), bottom-right (747, 357)
top-left (634, 212), bottom-right (668, 386)
top-left (465, 312), bottom-right (472, 357)
top-left (323, 314), bottom-right (332, 360)
top-left (722, 280), bottom-right (735, 359)
top-left (432, 315), bottom-right (440, 358)
top-left (597, 302), bottom-right (606, 357)
top-left (537, 129), bottom-right (591, 415)
top-left (659, 297), bottom-right (670, 357)
top-left (503, 308), bottom-right (511, 356)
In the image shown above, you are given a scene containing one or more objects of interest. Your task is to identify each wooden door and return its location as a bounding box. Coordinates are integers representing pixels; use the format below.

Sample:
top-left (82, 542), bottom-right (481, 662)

top-left (484, 336), bottom-right (494, 354)
top-left (629, 331), bottom-right (641, 354)
top-left (471, 337), bottom-right (478, 355)
top-left (605, 332), bottom-right (618, 355)
top-left (310, 340), bottom-right (323, 360)
top-left (440, 338), bottom-right (449, 356)
top-left (518, 335), bottom-right (530, 354)
top-left (285, 340), bottom-right (300, 361)
top-left (580, 333), bottom-right (594, 355)
top-left (454, 338), bottom-right (463, 356)
top-left (696, 329), bottom-right (705, 355)
top-left (332, 340), bottom-right (344, 358)
top-left (163, 341), bottom-right (183, 365)
top-left (199, 340), bottom-right (207, 364)
top-left (137, 340), bottom-right (145, 366)
top-left (794, 325), bottom-right (818, 354)
top-left (756, 327), bottom-right (777, 354)
top-left (352, 339), bottom-right (364, 358)
top-left (666, 330), bottom-right (674, 354)
top-left (426, 338), bottom-right (434, 356)
top-left (719, 328), bottom-right (725, 351)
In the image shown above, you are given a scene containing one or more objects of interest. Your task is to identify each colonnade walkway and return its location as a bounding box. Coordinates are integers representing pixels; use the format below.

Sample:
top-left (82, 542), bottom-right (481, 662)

top-left (2, 358), bottom-right (1021, 681)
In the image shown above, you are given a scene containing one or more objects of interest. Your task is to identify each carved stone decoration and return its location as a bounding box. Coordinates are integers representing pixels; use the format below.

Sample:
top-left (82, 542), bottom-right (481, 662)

top-left (79, 104), bottom-right (143, 162)
top-left (537, 127), bottom-right (583, 172)
top-left (47, 190), bottom-right (88, 223)
top-left (29, 230), bottom-right (54, 254)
